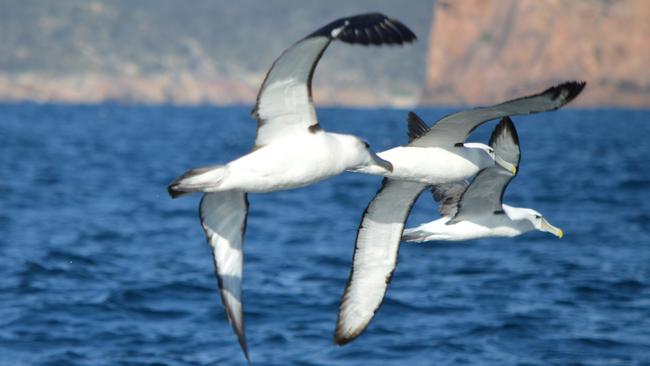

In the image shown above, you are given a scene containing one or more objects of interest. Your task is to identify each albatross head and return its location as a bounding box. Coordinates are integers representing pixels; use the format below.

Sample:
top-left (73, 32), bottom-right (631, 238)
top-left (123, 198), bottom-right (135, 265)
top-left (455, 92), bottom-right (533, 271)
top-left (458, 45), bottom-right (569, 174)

top-left (462, 142), bottom-right (517, 175)
top-left (505, 206), bottom-right (564, 238)
top-left (342, 136), bottom-right (393, 175)
top-left (530, 210), bottom-right (564, 238)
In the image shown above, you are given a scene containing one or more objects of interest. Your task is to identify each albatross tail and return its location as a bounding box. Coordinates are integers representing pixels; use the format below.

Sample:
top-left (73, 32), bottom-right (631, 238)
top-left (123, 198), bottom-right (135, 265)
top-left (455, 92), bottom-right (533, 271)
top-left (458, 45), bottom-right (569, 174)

top-left (168, 165), bottom-right (230, 198)
top-left (401, 227), bottom-right (429, 242)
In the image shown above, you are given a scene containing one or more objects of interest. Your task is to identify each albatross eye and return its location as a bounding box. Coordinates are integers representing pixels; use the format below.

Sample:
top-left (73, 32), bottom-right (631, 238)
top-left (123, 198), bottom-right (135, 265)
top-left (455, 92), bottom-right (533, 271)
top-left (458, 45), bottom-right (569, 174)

top-left (363, 141), bottom-right (370, 148)
top-left (534, 215), bottom-right (541, 219)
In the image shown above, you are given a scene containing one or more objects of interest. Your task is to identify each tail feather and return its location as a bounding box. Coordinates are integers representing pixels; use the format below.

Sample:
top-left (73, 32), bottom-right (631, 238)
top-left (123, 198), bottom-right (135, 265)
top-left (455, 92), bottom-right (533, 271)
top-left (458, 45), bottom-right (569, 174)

top-left (401, 228), bottom-right (427, 242)
top-left (168, 186), bottom-right (191, 199)
top-left (168, 165), bottom-right (229, 198)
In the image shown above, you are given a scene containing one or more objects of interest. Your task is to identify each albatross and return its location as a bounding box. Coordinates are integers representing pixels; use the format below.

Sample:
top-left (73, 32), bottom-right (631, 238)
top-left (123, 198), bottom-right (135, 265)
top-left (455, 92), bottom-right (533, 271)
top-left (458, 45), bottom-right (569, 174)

top-left (402, 117), bottom-right (564, 242)
top-left (350, 81), bottom-right (586, 182)
top-left (167, 13), bottom-right (416, 361)
top-left (335, 81), bottom-right (585, 345)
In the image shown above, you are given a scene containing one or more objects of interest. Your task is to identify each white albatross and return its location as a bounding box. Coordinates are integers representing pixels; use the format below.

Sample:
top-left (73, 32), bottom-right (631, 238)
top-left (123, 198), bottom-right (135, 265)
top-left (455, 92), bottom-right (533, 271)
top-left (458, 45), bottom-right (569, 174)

top-left (402, 117), bottom-right (564, 242)
top-left (350, 81), bottom-right (586, 182)
top-left (167, 13), bottom-right (416, 361)
top-left (335, 81), bottom-right (585, 345)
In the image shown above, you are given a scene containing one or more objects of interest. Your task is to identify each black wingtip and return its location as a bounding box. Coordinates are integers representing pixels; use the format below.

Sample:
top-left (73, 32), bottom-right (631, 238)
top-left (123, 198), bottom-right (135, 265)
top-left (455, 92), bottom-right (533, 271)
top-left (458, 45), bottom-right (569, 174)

top-left (334, 319), bottom-right (365, 346)
top-left (567, 80), bottom-right (587, 101)
top-left (544, 80), bottom-right (587, 104)
top-left (240, 340), bottom-right (250, 364)
top-left (489, 116), bottom-right (520, 148)
top-left (407, 111), bottom-right (430, 142)
top-left (308, 13), bottom-right (417, 46)
top-left (334, 332), bottom-right (355, 346)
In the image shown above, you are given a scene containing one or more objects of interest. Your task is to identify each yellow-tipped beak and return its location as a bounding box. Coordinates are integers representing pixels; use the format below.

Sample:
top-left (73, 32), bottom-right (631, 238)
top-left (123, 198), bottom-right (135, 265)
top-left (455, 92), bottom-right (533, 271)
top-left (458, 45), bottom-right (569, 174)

top-left (541, 218), bottom-right (563, 239)
top-left (494, 154), bottom-right (517, 175)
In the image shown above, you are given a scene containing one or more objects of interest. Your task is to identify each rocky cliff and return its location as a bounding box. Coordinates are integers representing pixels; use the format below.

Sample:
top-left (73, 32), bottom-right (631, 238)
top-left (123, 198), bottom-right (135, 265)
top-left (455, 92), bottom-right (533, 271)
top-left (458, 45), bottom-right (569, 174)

top-left (422, 0), bottom-right (650, 107)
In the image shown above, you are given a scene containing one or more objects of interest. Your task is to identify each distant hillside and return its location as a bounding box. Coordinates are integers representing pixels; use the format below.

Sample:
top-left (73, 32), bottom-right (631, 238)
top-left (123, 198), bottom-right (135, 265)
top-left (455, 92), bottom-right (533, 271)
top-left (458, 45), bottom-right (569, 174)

top-left (2, 1), bottom-right (648, 107)
top-left (422, 0), bottom-right (650, 107)
top-left (0, 0), bottom-right (433, 106)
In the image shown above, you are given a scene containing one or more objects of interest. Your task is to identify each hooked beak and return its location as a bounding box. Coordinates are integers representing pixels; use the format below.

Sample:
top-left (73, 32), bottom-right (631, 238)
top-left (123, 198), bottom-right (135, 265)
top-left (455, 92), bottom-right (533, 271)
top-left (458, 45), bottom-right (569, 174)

top-left (347, 151), bottom-right (393, 175)
top-left (370, 151), bottom-right (393, 172)
top-left (541, 218), bottom-right (564, 238)
top-left (495, 154), bottom-right (517, 175)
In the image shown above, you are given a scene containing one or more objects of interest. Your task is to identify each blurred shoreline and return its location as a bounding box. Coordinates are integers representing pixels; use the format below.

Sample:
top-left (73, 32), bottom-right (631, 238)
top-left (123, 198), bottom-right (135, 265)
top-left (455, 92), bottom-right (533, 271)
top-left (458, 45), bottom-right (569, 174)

top-left (0, 72), bottom-right (421, 108)
top-left (0, 1), bottom-right (648, 108)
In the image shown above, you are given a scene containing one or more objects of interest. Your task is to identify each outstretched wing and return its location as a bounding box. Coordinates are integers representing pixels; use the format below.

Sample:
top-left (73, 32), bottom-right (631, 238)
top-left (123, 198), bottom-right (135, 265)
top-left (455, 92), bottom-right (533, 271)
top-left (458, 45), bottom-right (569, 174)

top-left (430, 181), bottom-right (469, 218)
top-left (335, 179), bottom-right (427, 345)
top-left (448, 117), bottom-right (520, 224)
top-left (410, 81), bottom-right (585, 148)
top-left (252, 13), bottom-right (416, 147)
top-left (199, 192), bottom-right (250, 362)
top-left (490, 116), bottom-right (520, 168)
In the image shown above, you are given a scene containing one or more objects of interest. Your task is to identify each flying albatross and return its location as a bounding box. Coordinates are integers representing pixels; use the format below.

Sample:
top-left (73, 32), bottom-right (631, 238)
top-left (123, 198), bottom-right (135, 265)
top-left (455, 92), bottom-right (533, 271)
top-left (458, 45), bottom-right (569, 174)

top-left (349, 81), bottom-right (586, 182)
top-left (335, 81), bottom-right (585, 345)
top-left (402, 116), bottom-right (563, 242)
top-left (167, 13), bottom-right (416, 361)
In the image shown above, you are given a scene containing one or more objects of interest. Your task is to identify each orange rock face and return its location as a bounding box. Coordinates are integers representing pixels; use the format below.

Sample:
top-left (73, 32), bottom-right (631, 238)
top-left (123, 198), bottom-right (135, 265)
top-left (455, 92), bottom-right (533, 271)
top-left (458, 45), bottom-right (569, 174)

top-left (422, 0), bottom-right (650, 107)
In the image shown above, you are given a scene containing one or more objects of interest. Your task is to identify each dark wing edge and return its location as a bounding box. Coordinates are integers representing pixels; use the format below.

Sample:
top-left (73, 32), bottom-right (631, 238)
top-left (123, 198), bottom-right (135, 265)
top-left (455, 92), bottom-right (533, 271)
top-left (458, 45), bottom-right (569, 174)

top-left (493, 80), bottom-right (586, 115)
top-left (254, 12), bottom-right (418, 117)
top-left (250, 37), bottom-right (330, 123)
top-left (492, 78), bottom-right (586, 117)
top-left (335, 179), bottom-right (427, 345)
top-left (307, 13), bottom-right (417, 46)
top-left (447, 168), bottom-right (514, 225)
top-left (251, 13), bottom-right (417, 147)
top-left (489, 116), bottom-right (521, 169)
top-left (199, 192), bottom-right (250, 362)
top-left (411, 80), bottom-right (586, 147)
top-left (538, 80), bottom-right (586, 107)
top-left (430, 181), bottom-right (469, 218)
top-left (407, 111), bottom-right (430, 143)
top-left (447, 117), bottom-right (523, 224)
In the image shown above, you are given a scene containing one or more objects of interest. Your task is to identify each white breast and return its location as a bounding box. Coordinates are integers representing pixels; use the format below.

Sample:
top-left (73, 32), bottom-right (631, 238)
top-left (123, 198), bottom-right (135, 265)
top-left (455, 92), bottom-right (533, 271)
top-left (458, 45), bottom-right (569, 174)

top-left (377, 146), bottom-right (492, 184)
top-left (222, 132), bottom-right (349, 192)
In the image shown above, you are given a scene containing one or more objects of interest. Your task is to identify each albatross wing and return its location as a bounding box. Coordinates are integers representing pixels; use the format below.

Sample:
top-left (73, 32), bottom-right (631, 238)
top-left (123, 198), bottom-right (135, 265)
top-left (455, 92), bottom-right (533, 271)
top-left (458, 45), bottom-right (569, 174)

top-left (448, 117), bottom-right (520, 224)
top-left (406, 111), bottom-right (430, 143)
top-left (410, 81), bottom-right (585, 148)
top-left (199, 192), bottom-right (250, 361)
top-left (430, 181), bottom-right (469, 218)
top-left (489, 116), bottom-right (521, 168)
top-left (335, 179), bottom-right (426, 345)
top-left (336, 118), bottom-right (522, 345)
top-left (252, 13), bottom-right (416, 147)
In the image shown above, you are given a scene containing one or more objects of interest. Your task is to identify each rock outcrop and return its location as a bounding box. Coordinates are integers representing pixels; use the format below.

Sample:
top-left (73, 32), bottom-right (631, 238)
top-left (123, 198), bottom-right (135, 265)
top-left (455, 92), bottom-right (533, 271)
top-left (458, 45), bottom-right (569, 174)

top-left (422, 0), bottom-right (650, 107)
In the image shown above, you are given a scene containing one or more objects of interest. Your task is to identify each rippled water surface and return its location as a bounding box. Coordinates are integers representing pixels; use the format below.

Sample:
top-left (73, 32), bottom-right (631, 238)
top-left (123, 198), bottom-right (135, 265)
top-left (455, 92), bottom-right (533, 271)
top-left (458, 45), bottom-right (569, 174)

top-left (1, 104), bottom-right (650, 365)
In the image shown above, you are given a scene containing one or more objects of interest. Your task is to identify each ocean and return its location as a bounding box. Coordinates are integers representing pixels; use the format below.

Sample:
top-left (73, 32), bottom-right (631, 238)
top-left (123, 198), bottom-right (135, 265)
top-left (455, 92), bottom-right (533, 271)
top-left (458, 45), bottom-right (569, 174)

top-left (1, 103), bottom-right (649, 365)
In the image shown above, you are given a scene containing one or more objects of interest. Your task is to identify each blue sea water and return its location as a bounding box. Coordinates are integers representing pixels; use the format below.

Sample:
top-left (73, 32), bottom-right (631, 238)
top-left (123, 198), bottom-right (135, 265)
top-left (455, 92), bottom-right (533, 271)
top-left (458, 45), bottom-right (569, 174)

top-left (1, 103), bottom-right (649, 365)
